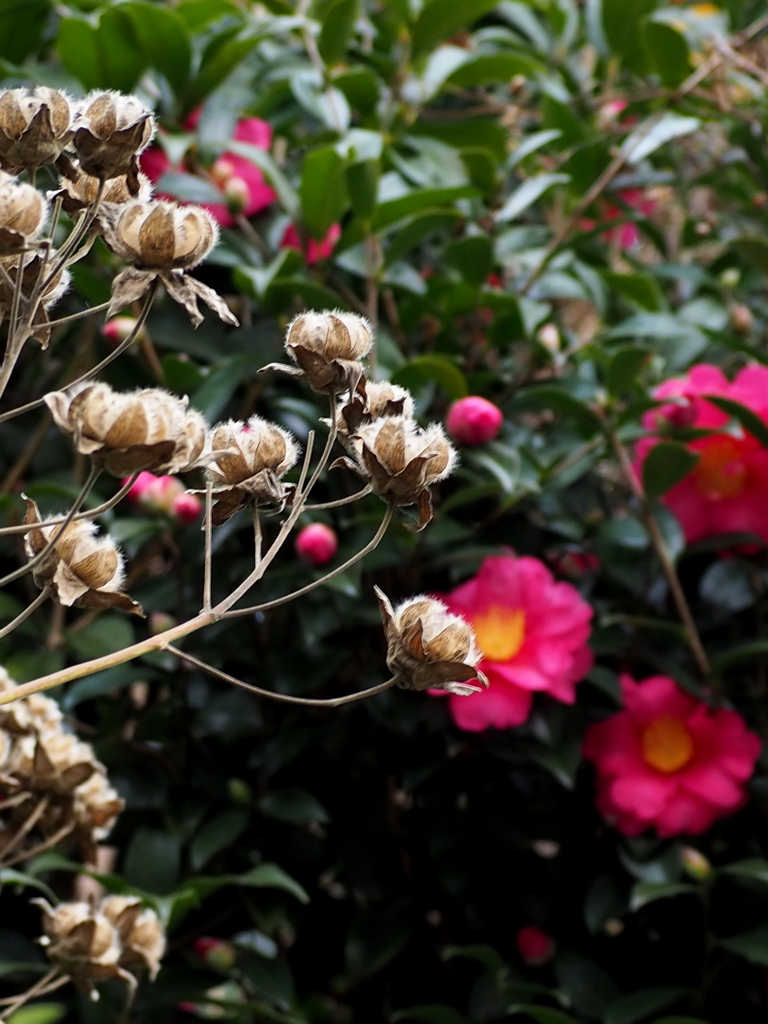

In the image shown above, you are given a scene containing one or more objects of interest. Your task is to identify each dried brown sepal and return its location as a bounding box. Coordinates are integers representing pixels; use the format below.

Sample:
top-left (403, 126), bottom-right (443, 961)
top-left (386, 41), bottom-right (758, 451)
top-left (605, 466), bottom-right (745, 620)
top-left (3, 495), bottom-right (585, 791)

top-left (72, 91), bottom-right (155, 180)
top-left (107, 266), bottom-right (239, 329)
top-left (375, 587), bottom-right (487, 695)
top-left (10, 731), bottom-right (98, 796)
top-left (51, 168), bottom-right (153, 216)
top-left (0, 87), bottom-right (73, 172)
top-left (0, 251), bottom-right (71, 345)
top-left (23, 497), bottom-right (143, 616)
top-left (45, 383), bottom-right (208, 476)
top-left (335, 379), bottom-right (415, 454)
top-left (0, 171), bottom-right (47, 254)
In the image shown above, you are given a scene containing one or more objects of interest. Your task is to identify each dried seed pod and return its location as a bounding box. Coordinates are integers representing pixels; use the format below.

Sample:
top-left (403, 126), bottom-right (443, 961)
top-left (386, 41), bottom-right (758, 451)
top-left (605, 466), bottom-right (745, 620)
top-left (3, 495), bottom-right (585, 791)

top-left (205, 416), bottom-right (300, 524)
top-left (45, 383), bottom-right (207, 476)
top-left (0, 87), bottom-right (73, 172)
top-left (0, 251), bottom-right (71, 346)
top-left (336, 379), bottom-right (414, 446)
top-left (101, 897), bottom-right (165, 980)
top-left (23, 497), bottom-right (143, 616)
top-left (72, 91), bottom-right (155, 181)
top-left (104, 200), bottom-right (217, 270)
top-left (341, 417), bottom-right (457, 531)
top-left (73, 771), bottom-right (124, 843)
top-left (10, 729), bottom-right (99, 796)
top-left (36, 899), bottom-right (126, 991)
top-left (52, 167), bottom-right (153, 215)
top-left (0, 170), bottom-right (47, 254)
top-left (376, 587), bottom-right (487, 694)
top-left (264, 310), bottom-right (373, 395)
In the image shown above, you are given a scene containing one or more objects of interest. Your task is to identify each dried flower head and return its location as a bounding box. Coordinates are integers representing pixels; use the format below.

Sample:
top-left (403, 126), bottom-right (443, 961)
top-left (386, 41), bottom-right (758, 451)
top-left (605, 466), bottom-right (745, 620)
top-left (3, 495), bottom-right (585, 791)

top-left (52, 167), bottom-right (153, 216)
top-left (36, 899), bottom-right (125, 991)
top-left (24, 497), bottom-right (143, 615)
top-left (264, 310), bottom-right (373, 395)
top-left (376, 587), bottom-right (487, 694)
top-left (10, 729), bottom-right (99, 796)
top-left (0, 170), bottom-right (47, 254)
top-left (0, 87), bottom-right (73, 172)
top-left (102, 896), bottom-right (165, 980)
top-left (73, 770), bottom-right (124, 843)
top-left (340, 417), bottom-right (457, 531)
top-left (205, 415), bottom-right (300, 524)
top-left (45, 383), bottom-right (207, 476)
top-left (72, 91), bottom-right (155, 183)
top-left (335, 379), bottom-right (414, 444)
top-left (0, 251), bottom-right (70, 346)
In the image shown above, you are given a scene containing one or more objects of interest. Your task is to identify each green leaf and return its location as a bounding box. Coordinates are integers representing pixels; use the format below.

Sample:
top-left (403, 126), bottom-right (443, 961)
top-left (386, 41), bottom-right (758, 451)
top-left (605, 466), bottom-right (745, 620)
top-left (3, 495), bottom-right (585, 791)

top-left (495, 174), bottom-right (570, 224)
top-left (391, 1007), bottom-right (470, 1024)
top-left (704, 395), bottom-right (768, 450)
top-left (411, 0), bottom-right (501, 56)
top-left (602, 0), bottom-right (656, 73)
top-left (57, 8), bottom-right (146, 91)
top-left (190, 810), bottom-right (249, 872)
top-left (7, 1006), bottom-right (66, 1024)
top-left (0, 869), bottom-right (57, 903)
top-left (699, 560), bottom-right (755, 613)
top-left (720, 924), bottom-right (768, 965)
top-left (122, 1), bottom-right (192, 93)
top-left (513, 385), bottom-right (602, 435)
top-left (719, 858), bottom-right (768, 886)
top-left (605, 987), bottom-right (687, 1024)
top-left (732, 236), bottom-right (768, 274)
top-left (641, 442), bottom-right (698, 500)
top-left (155, 171), bottom-right (223, 205)
top-left (447, 51), bottom-right (541, 87)
top-left (643, 20), bottom-right (690, 88)
top-left (507, 1006), bottom-right (578, 1024)
top-left (258, 788), bottom-right (330, 825)
top-left (123, 827), bottom-right (181, 894)
top-left (393, 355), bottom-right (468, 400)
top-left (346, 159), bottom-right (380, 220)
top-left (603, 272), bottom-right (665, 312)
top-left (300, 146), bottom-right (348, 239)
top-left (606, 346), bottom-right (654, 396)
top-left (187, 28), bottom-right (261, 108)
top-left (711, 640), bottom-right (768, 675)
top-left (622, 114), bottom-right (701, 166)
top-left (440, 944), bottom-right (505, 974)
top-left (445, 235), bottom-right (494, 286)
top-left (318, 0), bottom-right (359, 63)
top-left (629, 881), bottom-right (698, 912)
top-left (67, 615), bottom-right (135, 661)
top-left (0, 0), bottom-right (50, 63)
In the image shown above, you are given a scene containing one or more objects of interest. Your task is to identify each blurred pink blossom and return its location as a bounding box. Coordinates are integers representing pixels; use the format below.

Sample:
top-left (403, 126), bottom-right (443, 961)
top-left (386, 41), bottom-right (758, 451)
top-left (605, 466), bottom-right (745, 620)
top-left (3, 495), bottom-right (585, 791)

top-left (516, 926), bottom-right (555, 965)
top-left (280, 222), bottom-right (341, 264)
top-left (580, 188), bottom-right (656, 249)
top-left (125, 471), bottom-right (201, 524)
top-left (446, 396), bottom-right (503, 445)
top-left (584, 674), bottom-right (761, 836)
top-left (295, 523), bottom-right (338, 566)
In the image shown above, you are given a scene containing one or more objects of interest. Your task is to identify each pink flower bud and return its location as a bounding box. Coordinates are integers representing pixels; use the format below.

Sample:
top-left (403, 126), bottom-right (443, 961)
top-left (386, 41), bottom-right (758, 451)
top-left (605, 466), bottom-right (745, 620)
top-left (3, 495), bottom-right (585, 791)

top-left (224, 176), bottom-right (250, 216)
top-left (194, 937), bottom-right (236, 972)
top-left (149, 611), bottom-right (176, 635)
top-left (101, 316), bottom-right (145, 346)
top-left (172, 491), bottom-right (202, 524)
top-left (211, 158), bottom-right (236, 186)
top-left (516, 925), bottom-right (555, 966)
top-left (446, 396), bottom-right (503, 445)
top-left (295, 523), bottom-right (338, 566)
top-left (680, 846), bottom-right (713, 881)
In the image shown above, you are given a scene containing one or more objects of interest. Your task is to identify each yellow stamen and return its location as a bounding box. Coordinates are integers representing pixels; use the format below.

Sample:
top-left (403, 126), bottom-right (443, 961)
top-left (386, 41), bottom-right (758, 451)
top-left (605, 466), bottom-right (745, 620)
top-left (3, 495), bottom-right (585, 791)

top-left (473, 606), bottom-right (526, 662)
top-left (641, 715), bottom-right (694, 773)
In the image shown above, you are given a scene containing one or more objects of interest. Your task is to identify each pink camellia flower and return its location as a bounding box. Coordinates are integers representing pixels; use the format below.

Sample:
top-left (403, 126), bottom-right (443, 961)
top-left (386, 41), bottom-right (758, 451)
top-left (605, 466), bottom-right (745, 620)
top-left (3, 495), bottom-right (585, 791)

top-left (281, 222), bottom-right (341, 264)
top-left (516, 926), bottom-right (555, 966)
top-left (125, 472), bottom-right (201, 524)
top-left (436, 554), bottom-right (593, 730)
top-left (634, 363), bottom-right (768, 545)
top-left (584, 674), bottom-right (761, 837)
top-left (295, 523), bottom-right (338, 567)
top-left (140, 112), bottom-right (276, 228)
top-left (446, 396), bottom-right (503, 446)
top-left (580, 188), bottom-right (656, 249)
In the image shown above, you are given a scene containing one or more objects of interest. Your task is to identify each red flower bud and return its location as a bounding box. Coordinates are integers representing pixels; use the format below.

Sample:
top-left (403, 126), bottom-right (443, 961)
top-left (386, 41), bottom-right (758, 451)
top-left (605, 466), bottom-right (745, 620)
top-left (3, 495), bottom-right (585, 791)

top-left (516, 925), bottom-right (555, 966)
top-left (446, 396), bottom-right (502, 445)
top-left (295, 523), bottom-right (338, 567)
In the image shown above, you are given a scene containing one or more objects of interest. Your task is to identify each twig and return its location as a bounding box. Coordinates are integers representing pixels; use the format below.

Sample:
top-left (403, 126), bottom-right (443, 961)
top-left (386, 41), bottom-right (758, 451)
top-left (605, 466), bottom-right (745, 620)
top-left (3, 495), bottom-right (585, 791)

top-left (0, 586), bottom-right (51, 639)
top-left (203, 481), bottom-right (213, 612)
top-left (0, 472), bottom-right (139, 537)
top-left (0, 969), bottom-right (64, 1021)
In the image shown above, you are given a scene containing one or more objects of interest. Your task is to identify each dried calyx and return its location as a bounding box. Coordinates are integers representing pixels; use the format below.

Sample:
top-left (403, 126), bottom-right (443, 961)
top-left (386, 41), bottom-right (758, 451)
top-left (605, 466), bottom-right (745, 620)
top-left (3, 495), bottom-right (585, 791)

top-left (335, 379), bottom-right (414, 440)
top-left (0, 87), bottom-right (73, 173)
top-left (36, 894), bottom-right (165, 993)
top-left (52, 167), bottom-right (153, 215)
top-left (72, 91), bottom-right (155, 185)
top-left (45, 383), bottom-right (208, 476)
top-left (24, 497), bottom-right (143, 616)
top-left (264, 309), bottom-right (373, 395)
top-left (205, 415), bottom-right (300, 524)
top-left (0, 170), bottom-right (48, 254)
top-left (376, 588), bottom-right (487, 694)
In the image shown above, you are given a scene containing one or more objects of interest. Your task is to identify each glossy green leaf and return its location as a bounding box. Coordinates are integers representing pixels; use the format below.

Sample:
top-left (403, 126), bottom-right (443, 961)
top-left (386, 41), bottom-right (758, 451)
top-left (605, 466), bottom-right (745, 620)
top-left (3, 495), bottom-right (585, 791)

top-left (629, 882), bottom-right (698, 912)
top-left (606, 346), bottom-right (654, 395)
top-left (190, 810), bottom-right (249, 871)
top-left (393, 355), bottom-right (468, 400)
top-left (258, 788), bottom-right (330, 825)
top-left (719, 858), bottom-right (768, 885)
top-left (300, 146), bottom-right (348, 239)
top-left (0, 0), bottom-right (50, 63)
top-left (411, 0), bottom-right (501, 56)
top-left (721, 924), bottom-right (768, 965)
top-left (122, 1), bottom-right (192, 93)
top-left (57, 8), bottom-right (145, 91)
top-left (622, 114), bottom-right (701, 166)
top-left (445, 235), bottom-right (494, 286)
top-left (643, 20), bottom-right (690, 88)
top-left (641, 441), bottom-right (698, 500)
top-left (602, 0), bottom-right (656, 72)
top-left (318, 0), bottom-right (359, 63)
top-left (704, 395), bottom-right (768, 450)
top-left (7, 1006), bottom-right (66, 1024)
top-left (507, 1006), bottom-right (578, 1024)
top-left (605, 987), bottom-right (687, 1024)
top-left (346, 159), bottom-right (380, 219)
top-left (495, 174), bottom-right (570, 224)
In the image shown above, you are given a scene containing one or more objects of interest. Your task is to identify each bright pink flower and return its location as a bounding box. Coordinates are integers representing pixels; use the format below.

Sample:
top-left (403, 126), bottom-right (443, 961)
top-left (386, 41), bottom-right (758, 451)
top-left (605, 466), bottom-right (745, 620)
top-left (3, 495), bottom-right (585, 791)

top-left (580, 188), bottom-right (655, 249)
top-left (124, 472), bottom-right (200, 524)
top-left (280, 222), bottom-right (341, 264)
top-left (436, 554), bottom-right (593, 730)
top-left (516, 926), bottom-right (555, 965)
top-left (295, 523), bottom-right (338, 566)
top-left (446, 396), bottom-right (503, 446)
top-left (172, 491), bottom-right (202, 524)
top-left (140, 113), bottom-right (276, 228)
top-left (584, 674), bottom-right (761, 837)
top-left (634, 363), bottom-right (768, 545)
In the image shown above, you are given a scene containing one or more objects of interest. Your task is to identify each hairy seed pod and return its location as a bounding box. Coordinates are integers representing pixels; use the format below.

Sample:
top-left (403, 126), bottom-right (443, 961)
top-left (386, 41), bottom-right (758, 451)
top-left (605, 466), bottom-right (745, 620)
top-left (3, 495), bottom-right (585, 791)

top-left (104, 200), bottom-right (218, 270)
top-left (0, 170), bottom-right (47, 254)
top-left (0, 87), bottom-right (73, 172)
top-left (72, 91), bottom-right (155, 181)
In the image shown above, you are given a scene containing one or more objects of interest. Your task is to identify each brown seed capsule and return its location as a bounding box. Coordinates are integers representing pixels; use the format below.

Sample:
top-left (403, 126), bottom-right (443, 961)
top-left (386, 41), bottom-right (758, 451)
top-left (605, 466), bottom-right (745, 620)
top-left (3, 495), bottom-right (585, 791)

top-left (375, 587), bottom-right (487, 694)
top-left (11, 729), bottom-right (99, 796)
top-left (36, 899), bottom-right (125, 990)
top-left (52, 167), bottom-right (153, 215)
top-left (264, 310), bottom-right (373, 396)
top-left (73, 771), bottom-right (124, 843)
top-left (45, 383), bottom-right (208, 477)
top-left (0, 251), bottom-right (71, 347)
top-left (72, 91), bottom-right (155, 180)
top-left (0, 171), bottom-right (47, 254)
top-left (104, 199), bottom-right (218, 270)
top-left (23, 497), bottom-right (143, 616)
top-left (336, 379), bottom-right (414, 444)
top-left (101, 897), bottom-right (165, 980)
top-left (205, 416), bottom-right (300, 524)
top-left (0, 87), bottom-right (73, 172)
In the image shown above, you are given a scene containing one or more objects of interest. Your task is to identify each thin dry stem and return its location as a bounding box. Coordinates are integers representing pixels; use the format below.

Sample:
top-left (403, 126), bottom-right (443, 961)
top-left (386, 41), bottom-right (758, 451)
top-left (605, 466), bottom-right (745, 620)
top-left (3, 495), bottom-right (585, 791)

top-left (0, 472), bottom-right (140, 537)
top-left (0, 968), bottom-right (63, 1021)
top-left (0, 585), bottom-right (51, 639)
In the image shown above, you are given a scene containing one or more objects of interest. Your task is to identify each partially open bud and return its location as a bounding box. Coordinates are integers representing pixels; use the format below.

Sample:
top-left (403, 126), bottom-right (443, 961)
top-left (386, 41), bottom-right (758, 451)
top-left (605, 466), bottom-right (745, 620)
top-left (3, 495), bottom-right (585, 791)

top-left (45, 383), bottom-right (207, 476)
top-left (104, 200), bottom-right (218, 270)
top-left (72, 91), bottom-right (155, 182)
top-left (224, 176), bottom-right (250, 216)
top-left (194, 937), bottom-right (236, 973)
top-left (347, 417), bottom-right (457, 531)
top-left (680, 846), bottom-right (713, 882)
top-left (101, 315), bottom-right (146, 347)
top-left (266, 309), bottom-right (373, 395)
top-left (0, 171), bottom-right (47, 254)
top-left (375, 587), bottom-right (487, 694)
top-left (205, 416), bottom-right (300, 525)
top-left (24, 497), bottom-right (143, 615)
top-left (0, 87), bottom-right (73, 172)
top-left (101, 896), bottom-right (165, 980)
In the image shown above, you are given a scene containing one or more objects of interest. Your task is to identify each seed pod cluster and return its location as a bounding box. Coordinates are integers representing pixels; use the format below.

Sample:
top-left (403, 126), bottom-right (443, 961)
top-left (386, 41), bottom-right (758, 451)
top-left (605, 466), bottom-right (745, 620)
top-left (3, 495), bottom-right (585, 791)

top-left (36, 893), bottom-right (165, 993)
top-left (205, 415), bottom-right (300, 524)
top-left (375, 588), bottom-right (487, 694)
top-left (0, 667), bottom-right (123, 865)
top-left (45, 383), bottom-right (208, 477)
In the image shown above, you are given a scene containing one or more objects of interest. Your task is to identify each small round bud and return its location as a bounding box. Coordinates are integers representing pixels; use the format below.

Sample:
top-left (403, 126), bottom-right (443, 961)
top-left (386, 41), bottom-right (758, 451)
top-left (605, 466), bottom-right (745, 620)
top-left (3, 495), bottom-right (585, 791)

top-left (719, 267), bottom-right (740, 289)
top-left (224, 176), bottom-right (249, 215)
top-left (172, 492), bottom-right (202, 524)
top-left (516, 926), bottom-right (555, 966)
top-left (680, 846), bottom-right (712, 882)
top-left (537, 322), bottom-right (561, 354)
top-left (446, 396), bottom-right (503, 446)
top-left (101, 316), bottom-right (146, 347)
top-left (227, 778), bottom-right (252, 804)
top-left (211, 158), bottom-right (236, 187)
top-left (295, 523), bottom-right (338, 566)
top-left (194, 937), bottom-right (236, 973)
top-left (149, 611), bottom-right (176, 635)
top-left (730, 303), bottom-right (754, 335)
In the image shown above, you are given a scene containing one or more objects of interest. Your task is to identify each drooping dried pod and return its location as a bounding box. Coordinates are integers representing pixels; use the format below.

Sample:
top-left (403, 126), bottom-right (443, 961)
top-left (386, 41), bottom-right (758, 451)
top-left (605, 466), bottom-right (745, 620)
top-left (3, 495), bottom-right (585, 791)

top-left (51, 167), bottom-right (153, 216)
top-left (0, 170), bottom-right (47, 254)
top-left (72, 91), bottom-right (155, 182)
top-left (205, 415), bottom-right (300, 524)
top-left (0, 87), bottom-right (73, 172)
top-left (44, 383), bottom-right (208, 476)
top-left (375, 587), bottom-right (487, 694)
top-left (101, 199), bottom-right (238, 327)
top-left (339, 417), bottom-right (457, 531)
top-left (23, 497), bottom-right (143, 615)
top-left (0, 251), bottom-right (71, 347)
top-left (264, 310), bottom-right (373, 395)
top-left (101, 896), bottom-right (165, 980)
top-left (36, 899), bottom-right (127, 991)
